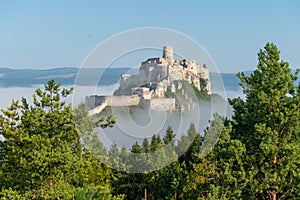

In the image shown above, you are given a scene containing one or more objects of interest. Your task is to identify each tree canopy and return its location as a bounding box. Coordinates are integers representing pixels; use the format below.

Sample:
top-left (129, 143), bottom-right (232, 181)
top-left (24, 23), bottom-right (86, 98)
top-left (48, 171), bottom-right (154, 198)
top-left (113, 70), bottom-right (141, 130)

top-left (0, 43), bottom-right (299, 199)
top-left (0, 80), bottom-right (121, 199)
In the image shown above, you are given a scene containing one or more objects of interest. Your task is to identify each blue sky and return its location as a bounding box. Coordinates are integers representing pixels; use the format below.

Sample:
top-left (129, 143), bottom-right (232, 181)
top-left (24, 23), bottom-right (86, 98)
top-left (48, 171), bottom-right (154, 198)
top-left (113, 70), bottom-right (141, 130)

top-left (0, 0), bottom-right (299, 72)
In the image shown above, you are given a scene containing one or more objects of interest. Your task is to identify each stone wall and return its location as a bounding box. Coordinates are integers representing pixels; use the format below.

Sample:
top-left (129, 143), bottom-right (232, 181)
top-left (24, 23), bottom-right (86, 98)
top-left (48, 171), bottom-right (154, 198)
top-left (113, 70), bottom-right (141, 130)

top-left (85, 95), bottom-right (107, 109)
top-left (150, 98), bottom-right (176, 111)
top-left (86, 95), bottom-right (139, 109)
top-left (140, 63), bottom-right (168, 83)
top-left (106, 95), bottom-right (140, 107)
top-left (114, 74), bottom-right (143, 95)
top-left (86, 95), bottom-right (140, 115)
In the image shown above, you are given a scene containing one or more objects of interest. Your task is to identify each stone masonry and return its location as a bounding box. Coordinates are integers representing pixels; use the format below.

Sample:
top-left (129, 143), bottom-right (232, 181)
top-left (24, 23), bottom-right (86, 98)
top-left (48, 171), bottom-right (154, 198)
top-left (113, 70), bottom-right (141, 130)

top-left (86, 46), bottom-right (211, 115)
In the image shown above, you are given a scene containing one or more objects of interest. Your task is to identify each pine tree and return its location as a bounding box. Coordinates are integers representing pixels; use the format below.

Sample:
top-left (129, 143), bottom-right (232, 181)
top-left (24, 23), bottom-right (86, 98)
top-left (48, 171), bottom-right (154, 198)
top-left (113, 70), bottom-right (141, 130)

top-left (182, 43), bottom-right (300, 199)
top-left (156, 134), bottom-right (163, 148)
top-left (73, 102), bottom-right (106, 157)
top-left (150, 134), bottom-right (157, 152)
top-left (163, 126), bottom-right (175, 146)
top-left (176, 134), bottom-right (191, 161)
top-left (108, 143), bottom-right (120, 169)
top-left (119, 146), bottom-right (128, 165)
top-left (229, 43), bottom-right (300, 199)
top-left (142, 138), bottom-right (150, 153)
top-left (187, 123), bottom-right (197, 139)
top-left (0, 81), bottom-right (79, 198)
top-left (183, 115), bottom-right (247, 199)
top-left (0, 81), bottom-right (116, 199)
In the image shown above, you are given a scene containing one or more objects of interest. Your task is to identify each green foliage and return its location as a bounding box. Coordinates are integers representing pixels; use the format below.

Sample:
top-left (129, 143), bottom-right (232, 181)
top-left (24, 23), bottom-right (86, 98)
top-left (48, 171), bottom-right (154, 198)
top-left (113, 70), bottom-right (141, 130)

top-left (1, 43), bottom-right (299, 199)
top-left (142, 138), bottom-right (150, 153)
top-left (176, 134), bottom-right (191, 157)
top-left (73, 184), bottom-right (112, 200)
top-left (165, 79), bottom-right (210, 106)
top-left (200, 114), bottom-right (224, 157)
top-left (0, 188), bottom-right (29, 200)
top-left (172, 43), bottom-right (300, 199)
top-left (164, 87), bottom-right (176, 98)
top-left (0, 80), bottom-right (78, 198)
top-left (73, 103), bottom-right (107, 157)
top-left (0, 80), bottom-right (114, 199)
top-left (200, 77), bottom-right (208, 92)
top-left (150, 134), bottom-right (157, 152)
top-left (191, 83), bottom-right (210, 101)
top-left (228, 43), bottom-right (300, 199)
top-left (111, 43), bottom-right (300, 199)
top-left (97, 115), bottom-right (116, 129)
top-left (164, 126), bottom-right (176, 146)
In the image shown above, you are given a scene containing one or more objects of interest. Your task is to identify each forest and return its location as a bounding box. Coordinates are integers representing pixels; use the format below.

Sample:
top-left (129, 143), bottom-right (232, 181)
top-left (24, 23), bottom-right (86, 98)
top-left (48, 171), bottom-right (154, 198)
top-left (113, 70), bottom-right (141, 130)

top-left (0, 43), bottom-right (299, 199)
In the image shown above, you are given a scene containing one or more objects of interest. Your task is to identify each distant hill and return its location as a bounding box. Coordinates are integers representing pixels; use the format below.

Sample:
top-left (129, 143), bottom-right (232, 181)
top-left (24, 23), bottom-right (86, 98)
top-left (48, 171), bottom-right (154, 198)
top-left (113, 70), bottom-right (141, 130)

top-left (210, 72), bottom-right (241, 92)
top-left (0, 67), bottom-right (132, 87)
top-left (0, 68), bottom-right (298, 93)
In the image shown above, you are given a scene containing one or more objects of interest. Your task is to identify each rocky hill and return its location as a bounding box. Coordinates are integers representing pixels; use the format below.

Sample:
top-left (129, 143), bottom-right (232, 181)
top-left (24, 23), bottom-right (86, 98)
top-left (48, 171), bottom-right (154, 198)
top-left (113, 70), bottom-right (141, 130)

top-left (113, 46), bottom-right (211, 99)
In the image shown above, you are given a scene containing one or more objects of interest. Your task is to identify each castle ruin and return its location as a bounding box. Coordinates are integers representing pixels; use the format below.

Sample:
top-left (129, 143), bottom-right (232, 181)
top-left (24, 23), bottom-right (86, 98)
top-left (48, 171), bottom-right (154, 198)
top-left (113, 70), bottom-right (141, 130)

top-left (86, 46), bottom-right (211, 115)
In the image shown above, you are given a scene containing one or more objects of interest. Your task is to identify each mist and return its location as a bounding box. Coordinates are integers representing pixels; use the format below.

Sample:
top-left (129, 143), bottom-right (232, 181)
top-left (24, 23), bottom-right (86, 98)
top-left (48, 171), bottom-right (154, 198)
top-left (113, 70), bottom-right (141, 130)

top-left (0, 84), bottom-right (241, 142)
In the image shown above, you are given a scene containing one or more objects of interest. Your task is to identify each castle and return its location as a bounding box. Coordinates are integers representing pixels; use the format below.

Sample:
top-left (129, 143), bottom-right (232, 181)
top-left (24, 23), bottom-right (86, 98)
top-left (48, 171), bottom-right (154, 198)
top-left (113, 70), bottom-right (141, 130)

top-left (86, 46), bottom-right (211, 115)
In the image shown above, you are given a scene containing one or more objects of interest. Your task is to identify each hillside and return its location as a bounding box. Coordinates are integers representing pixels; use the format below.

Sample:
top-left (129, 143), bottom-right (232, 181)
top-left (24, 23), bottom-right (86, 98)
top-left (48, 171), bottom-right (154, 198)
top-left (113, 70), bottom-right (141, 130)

top-left (0, 67), bottom-right (131, 87)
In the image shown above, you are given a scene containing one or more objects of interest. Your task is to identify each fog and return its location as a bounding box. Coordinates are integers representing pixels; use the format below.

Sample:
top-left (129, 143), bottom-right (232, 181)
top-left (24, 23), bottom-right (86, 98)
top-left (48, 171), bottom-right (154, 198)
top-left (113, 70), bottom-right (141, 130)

top-left (0, 84), bottom-right (240, 143)
top-left (96, 98), bottom-right (232, 149)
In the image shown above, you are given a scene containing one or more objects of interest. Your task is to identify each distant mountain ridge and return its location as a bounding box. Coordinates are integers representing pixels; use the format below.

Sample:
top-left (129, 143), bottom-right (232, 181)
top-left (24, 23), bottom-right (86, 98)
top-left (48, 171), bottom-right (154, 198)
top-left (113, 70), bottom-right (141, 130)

top-left (0, 67), bottom-right (131, 87)
top-left (0, 68), bottom-right (298, 93)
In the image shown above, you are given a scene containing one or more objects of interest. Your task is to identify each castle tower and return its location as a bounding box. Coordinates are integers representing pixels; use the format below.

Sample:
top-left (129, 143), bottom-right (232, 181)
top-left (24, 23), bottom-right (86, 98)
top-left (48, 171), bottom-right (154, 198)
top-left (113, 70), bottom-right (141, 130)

top-left (162, 46), bottom-right (174, 64)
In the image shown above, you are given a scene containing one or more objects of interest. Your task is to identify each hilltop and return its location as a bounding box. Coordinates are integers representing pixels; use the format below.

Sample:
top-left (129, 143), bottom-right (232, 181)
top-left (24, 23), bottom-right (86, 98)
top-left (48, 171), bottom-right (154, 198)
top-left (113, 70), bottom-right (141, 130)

top-left (86, 46), bottom-right (213, 114)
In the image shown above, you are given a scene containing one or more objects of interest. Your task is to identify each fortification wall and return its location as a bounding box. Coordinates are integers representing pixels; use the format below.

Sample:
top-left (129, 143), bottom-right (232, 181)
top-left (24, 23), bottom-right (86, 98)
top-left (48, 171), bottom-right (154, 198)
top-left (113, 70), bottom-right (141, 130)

top-left (150, 98), bottom-right (176, 111)
top-left (86, 95), bottom-right (141, 115)
top-left (85, 95), bottom-right (107, 109)
top-left (140, 62), bottom-right (168, 82)
top-left (106, 95), bottom-right (140, 107)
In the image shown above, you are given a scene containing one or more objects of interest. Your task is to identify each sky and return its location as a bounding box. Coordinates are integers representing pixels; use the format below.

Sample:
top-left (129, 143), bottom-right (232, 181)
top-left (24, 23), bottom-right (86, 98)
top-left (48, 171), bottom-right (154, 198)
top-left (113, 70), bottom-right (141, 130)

top-left (0, 0), bottom-right (299, 73)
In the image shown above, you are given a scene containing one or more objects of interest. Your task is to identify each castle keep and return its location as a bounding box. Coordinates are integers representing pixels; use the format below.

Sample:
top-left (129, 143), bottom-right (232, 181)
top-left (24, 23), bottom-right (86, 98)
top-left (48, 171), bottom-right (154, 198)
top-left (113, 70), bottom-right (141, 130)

top-left (86, 46), bottom-right (211, 115)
